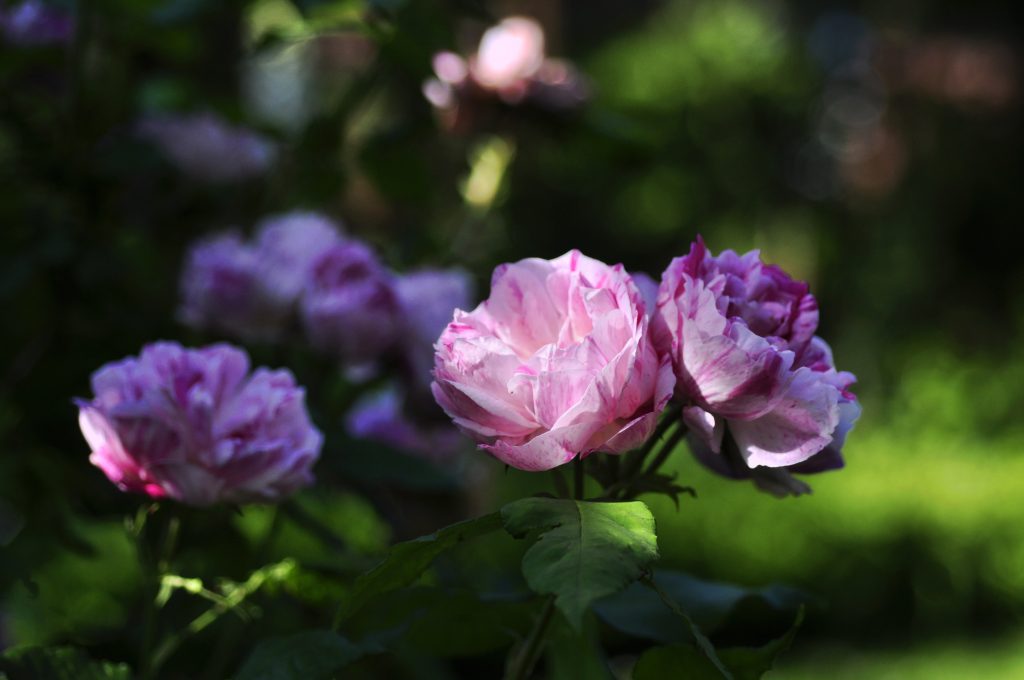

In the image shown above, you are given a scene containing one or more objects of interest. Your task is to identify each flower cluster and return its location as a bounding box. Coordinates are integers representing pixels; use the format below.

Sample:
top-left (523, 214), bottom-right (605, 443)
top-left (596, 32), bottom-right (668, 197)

top-left (180, 214), bottom-right (475, 459)
top-left (137, 112), bottom-right (277, 184)
top-left (180, 212), bottom-right (345, 343)
top-left (77, 342), bottom-right (322, 506)
top-left (423, 17), bottom-right (589, 131)
top-left (432, 241), bottom-right (859, 492)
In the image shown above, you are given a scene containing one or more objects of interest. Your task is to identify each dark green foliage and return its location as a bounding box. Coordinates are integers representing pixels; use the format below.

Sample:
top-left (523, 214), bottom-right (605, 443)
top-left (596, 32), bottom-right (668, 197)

top-left (501, 498), bottom-right (659, 629)
top-left (0, 647), bottom-right (131, 680)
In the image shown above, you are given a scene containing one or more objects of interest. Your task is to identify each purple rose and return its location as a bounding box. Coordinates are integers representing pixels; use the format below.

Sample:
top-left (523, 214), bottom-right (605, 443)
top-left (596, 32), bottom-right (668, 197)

top-left (137, 112), bottom-right (276, 184)
top-left (254, 212), bottom-right (346, 305)
top-left (1, 1), bottom-right (73, 46)
top-left (179, 214), bottom-right (345, 341)
top-left (432, 250), bottom-right (674, 472)
top-left (77, 342), bottom-right (322, 506)
top-left (346, 385), bottom-right (464, 462)
top-left (179, 232), bottom-right (284, 342)
top-left (653, 238), bottom-right (859, 491)
top-left (301, 242), bottom-right (402, 370)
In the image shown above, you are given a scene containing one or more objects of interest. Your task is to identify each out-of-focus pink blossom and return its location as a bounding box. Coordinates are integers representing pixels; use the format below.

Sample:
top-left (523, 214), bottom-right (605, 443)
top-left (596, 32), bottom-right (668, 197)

top-left (77, 342), bottom-right (322, 506)
top-left (301, 242), bottom-right (402, 370)
top-left (653, 238), bottom-right (859, 491)
top-left (471, 17), bottom-right (545, 98)
top-left (0, 1), bottom-right (73, 46)
top-left (137, 112), bottom-right (276, 184)
top-left (422, 16), bottom-right (589, 130)
top-left (346, 385), bottom-right (464, 462)
top-left (432, 250), bottom-right (674, 472)
top-left (179, 213), bottom-right (344, 342)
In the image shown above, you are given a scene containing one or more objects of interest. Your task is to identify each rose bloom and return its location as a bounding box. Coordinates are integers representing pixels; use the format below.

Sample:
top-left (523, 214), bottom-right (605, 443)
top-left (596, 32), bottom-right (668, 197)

top-left (77, 342), bottom-right (322, 506)
top-left (179, 213), bottom-right (344, 341)
top-left (301, 242), bottom-right (402, 370)
top-left (432, 250), bottom-right (674, 472)
top-left (653, 238), bottom-right (860, 491)
top-left (179, 232), bottom-right (282, 342)
top-left (254, 212), bottom-right (345, 305)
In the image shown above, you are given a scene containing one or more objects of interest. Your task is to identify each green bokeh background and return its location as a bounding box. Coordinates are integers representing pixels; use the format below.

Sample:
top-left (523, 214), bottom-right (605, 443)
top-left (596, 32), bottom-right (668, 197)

top-left (2, 0), bottom-right (1022, 677)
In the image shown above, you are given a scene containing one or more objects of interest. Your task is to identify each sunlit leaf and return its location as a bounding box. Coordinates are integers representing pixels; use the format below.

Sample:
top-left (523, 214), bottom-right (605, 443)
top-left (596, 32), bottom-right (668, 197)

top-left (500, 498), bottom-right (659, 630)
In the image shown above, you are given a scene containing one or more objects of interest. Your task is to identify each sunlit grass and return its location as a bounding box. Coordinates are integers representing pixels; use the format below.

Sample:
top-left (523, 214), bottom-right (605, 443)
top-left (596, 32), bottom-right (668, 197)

top-left (773, 631), bottom-right (1024, 679)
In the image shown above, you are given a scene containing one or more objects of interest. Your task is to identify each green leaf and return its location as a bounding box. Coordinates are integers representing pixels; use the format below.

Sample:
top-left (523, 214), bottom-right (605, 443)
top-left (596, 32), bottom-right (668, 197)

top-left (402, 589), bottom-right (535, 658)
top-left (642, 575), bottom-right (733, 678)
top-left (545, 612), bottom-right (614, 680)
top-left (633, 608), bottom-right (805, 680)
top-left (234, 630), bottom-right (368, 680)
top-left (337, 513), bottom-right (502, 621)
top-left (634, 644), bottom-right (723, 680)
top-left (500, 498), bottom-right (659, 630)
top-left (595, 569), bottom-right (807, 643)
top-left (0, 647), bottom-right (131, 680)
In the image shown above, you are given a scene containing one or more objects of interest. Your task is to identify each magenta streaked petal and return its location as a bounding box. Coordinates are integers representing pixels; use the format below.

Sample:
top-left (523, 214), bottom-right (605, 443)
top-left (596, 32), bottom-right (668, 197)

top-left (77, 341), bottom-right (322, 506)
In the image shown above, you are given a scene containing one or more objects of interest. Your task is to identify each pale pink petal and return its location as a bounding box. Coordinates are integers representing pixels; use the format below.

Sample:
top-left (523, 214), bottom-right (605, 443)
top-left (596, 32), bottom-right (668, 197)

top-left (730, 367), bottom-right (840, 468)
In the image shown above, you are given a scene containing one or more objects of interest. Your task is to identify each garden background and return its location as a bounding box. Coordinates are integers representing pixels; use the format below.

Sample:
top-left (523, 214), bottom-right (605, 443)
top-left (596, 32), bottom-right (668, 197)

top-left (2, 0), bottom-right (1023, 677)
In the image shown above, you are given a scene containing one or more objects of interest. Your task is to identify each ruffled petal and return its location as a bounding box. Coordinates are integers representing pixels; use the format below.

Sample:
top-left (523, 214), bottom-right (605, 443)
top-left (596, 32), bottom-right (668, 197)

top-left (729, 367), bottom-right (840, 468)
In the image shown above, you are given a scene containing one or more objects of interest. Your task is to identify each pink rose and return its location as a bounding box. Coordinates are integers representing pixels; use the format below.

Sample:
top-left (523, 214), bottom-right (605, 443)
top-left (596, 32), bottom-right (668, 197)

top-left (653, 238), bottom-right (859, 481)
top-left (77, 342), bottom-right (322, 506)
top-left (432, 250), bottom-right (674, 472)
